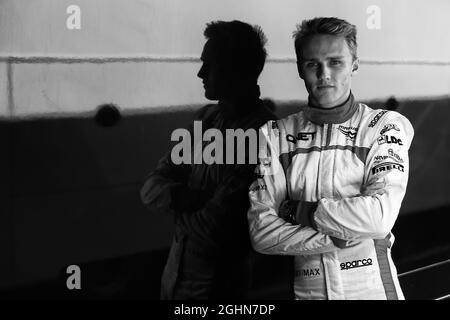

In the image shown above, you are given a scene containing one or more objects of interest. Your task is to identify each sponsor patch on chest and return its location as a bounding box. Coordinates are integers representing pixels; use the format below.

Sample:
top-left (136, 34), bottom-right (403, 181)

top-left (286, 132), bottom-right (316, 143)
top-left (338, 125), bottom-right (358, 141)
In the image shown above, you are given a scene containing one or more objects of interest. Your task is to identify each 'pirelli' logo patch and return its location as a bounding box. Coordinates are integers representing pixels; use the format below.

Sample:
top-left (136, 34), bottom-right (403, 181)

top-left (371, 162), bottom-right (404, 174)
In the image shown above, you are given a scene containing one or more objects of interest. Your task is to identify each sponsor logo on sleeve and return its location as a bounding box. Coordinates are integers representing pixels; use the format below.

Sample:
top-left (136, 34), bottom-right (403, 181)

top-left (368, 110), bottom-right (389, 128)
top-left (374, 148), bottom-right (404, 163)
top-left (377, 135), bottom-right (403, 146)
top-left (286, 132), bottom-right (316, 143)
top-left (338, 125), bottom-right (359, 141)
top-left (374, 155), bottom-right (389, 163)
top-left (380, 123), bottom-right (400, 135)
top-left (340, 258), bottom-right (373, 270)
top-left (388, 148), bottom-right (404, 163)
top-left (371, 162), bottom-right (404, 174)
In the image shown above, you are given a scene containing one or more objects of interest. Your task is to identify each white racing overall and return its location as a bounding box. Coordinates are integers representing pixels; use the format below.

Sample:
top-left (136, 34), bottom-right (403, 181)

top-left (248, 96), bottom-right (414, 299)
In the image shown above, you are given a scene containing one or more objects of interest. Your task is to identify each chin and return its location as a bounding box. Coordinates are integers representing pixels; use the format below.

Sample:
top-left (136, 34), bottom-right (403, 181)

top-left (203, 90), bottom-right (214, 100)
top-left (315, 92), bottom-right (341, 106)
top-left (312, 95), bottom-right (332, 106)
top-left (312, 99), bottom-right (336, 108)
top-left (205, 93), bottom-right (219, 101)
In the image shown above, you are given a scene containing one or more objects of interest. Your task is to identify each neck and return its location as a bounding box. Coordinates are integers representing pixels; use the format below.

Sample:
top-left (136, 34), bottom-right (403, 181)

top-left (304, 92), bottom-right (357, 125)
top-left (219, 84), bottom-right (261, 115)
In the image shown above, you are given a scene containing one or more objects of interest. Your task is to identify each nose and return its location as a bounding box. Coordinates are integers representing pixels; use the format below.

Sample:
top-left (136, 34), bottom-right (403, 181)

top-left (197, 63), bottom-right (205, 79)
top-left (317, 63), bottom-right (331, 81)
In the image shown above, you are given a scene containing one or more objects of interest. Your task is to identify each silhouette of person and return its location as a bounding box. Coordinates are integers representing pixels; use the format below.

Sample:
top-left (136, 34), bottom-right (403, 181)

top-left (248, 17), bottom-right (414, 299)
top-left (140, 20), bottom-right (275, 299)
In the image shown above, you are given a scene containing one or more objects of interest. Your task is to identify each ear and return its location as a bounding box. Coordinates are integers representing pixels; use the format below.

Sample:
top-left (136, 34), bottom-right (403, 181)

top-left (351, 58), bottom-right (360, 75)
top-left (297, 61), bottom-right (304, 79)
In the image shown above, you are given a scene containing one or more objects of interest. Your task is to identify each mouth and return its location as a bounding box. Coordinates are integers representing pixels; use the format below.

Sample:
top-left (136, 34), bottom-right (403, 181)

top-left (317, 85), bottom-right (334, 90)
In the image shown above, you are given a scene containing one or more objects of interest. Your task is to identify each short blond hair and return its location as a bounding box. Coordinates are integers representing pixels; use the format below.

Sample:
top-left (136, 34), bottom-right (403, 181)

top-left (293, 17), bottom-right (358, 61)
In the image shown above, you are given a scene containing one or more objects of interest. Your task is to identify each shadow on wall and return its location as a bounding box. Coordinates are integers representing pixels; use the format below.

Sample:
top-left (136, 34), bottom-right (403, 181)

top-left (1, 96), bottom-right (449, 299)
top-left (0, 106), bottom-right (200, 291)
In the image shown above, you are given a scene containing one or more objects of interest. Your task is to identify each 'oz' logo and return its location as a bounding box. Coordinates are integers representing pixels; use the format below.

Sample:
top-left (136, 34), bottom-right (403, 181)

top-left (377, 135), bottom-right (403, 145)
top-left (388, 148), bottom-right (404, 163)
top-left (286, 132), bottom-right (316, 143)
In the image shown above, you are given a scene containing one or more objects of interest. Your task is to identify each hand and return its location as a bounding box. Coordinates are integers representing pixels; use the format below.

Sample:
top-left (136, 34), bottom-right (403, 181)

top-left (278, 200), bottom-right (318, 227)
top-left (278, 200), bottom-right (298, 224)
top-left (330, 236), bottom-right (347, 249)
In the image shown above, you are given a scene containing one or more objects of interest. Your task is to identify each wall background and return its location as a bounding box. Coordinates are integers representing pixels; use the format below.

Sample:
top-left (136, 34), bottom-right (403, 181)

top-left (1, 0), bottom-right (449, 117)
top-left (0, 0), bottom-right (449, 291)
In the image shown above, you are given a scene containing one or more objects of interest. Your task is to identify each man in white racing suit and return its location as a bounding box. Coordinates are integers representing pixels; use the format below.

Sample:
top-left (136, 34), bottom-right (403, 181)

top-left (248, 17), bottom-right (414, 300)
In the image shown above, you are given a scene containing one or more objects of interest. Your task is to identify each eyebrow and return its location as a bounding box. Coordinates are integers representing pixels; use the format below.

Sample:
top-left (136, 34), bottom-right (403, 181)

top-left (302, 56), bottom-right (346, 61)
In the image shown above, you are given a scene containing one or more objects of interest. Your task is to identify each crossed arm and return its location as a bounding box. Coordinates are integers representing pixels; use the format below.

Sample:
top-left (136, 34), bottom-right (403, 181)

top-left (248, 114), bottom-right (414, 255)
top-left (141, 149), bottom-right (257, 248)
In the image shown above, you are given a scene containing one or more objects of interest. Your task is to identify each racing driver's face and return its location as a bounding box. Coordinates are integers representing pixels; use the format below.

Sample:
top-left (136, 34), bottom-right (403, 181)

top-left (297, 34), bottom-right (359, 109)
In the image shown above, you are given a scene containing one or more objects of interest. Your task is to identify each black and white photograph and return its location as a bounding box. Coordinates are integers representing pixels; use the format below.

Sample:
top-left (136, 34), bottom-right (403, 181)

top-left (1, 0), bottom-right (449, 308)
